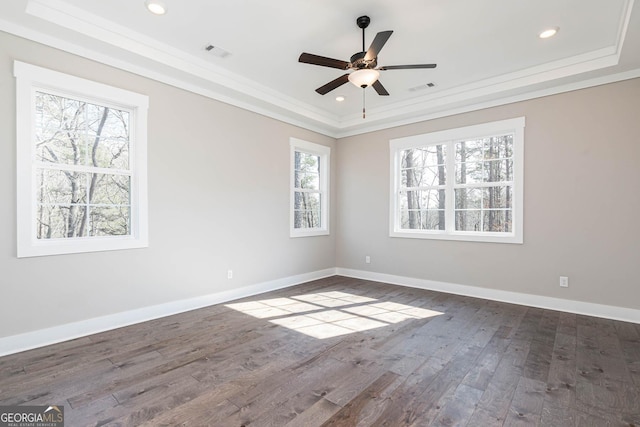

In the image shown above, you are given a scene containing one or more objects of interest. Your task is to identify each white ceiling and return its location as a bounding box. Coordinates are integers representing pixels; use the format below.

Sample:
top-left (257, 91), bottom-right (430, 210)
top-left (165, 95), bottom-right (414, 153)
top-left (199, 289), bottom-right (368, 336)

top-left (1, 0), bottom-right (639, 137)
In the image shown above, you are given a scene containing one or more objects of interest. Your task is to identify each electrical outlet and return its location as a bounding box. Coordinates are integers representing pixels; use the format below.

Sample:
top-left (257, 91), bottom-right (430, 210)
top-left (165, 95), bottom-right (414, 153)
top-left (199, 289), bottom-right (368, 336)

top-left (365, 255), bottom-right (371, 264)
top-left (559, 276), bottom-right (569, 288)
top-left (227, 270), bottom-right (233, 279)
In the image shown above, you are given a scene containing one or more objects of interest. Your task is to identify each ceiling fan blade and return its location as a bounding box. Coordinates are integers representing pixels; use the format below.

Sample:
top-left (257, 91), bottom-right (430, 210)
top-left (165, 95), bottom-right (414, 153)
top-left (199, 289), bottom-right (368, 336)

top-left (379, 64), bottom-right (437, 70)
top-left (299, 53), bottom-right (350, 70)
top-left (372, 80), bottom-right (389, 96)
top-left (315, 74), bottom-right (350, 95)
top-left (364, 30), bottom-right (393, 61)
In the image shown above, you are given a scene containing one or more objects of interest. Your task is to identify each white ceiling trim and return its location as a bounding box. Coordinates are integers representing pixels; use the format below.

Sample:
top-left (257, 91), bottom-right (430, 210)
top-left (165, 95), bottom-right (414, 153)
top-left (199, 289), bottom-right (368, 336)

top-left (1, 0), bottom-right (635, 138)
top-left (335, 68), bottom-right (640, 138)
top-left (616, 0), bottom-right (636, 56)
top-left (0, 16), bottom-right (339, 137)
top-left (25, 0), bottom-right (340, 126)
top-left (339, 46), bottom-right (621, 128)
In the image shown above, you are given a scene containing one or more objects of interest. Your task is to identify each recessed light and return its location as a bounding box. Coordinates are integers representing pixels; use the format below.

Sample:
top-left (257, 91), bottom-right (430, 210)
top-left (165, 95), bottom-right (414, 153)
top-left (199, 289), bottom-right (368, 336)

top-left (539, 27), bottom-right (559, 39)
top-left (335, 96), bottom-right (345, 102)
top-left (145, 0), bottom-right (167, 15)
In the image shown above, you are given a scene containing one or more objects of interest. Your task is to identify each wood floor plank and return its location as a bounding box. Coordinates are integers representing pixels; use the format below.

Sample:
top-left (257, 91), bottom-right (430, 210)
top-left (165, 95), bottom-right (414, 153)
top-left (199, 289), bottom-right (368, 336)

top-left (503, 376), bottom-right (546, 426)
top-left (319, 371), bottom-right (400, 426)
top-left (429, 383), bottom-right (483, 427)
top-left (1, 276), bottom-right (638, 426)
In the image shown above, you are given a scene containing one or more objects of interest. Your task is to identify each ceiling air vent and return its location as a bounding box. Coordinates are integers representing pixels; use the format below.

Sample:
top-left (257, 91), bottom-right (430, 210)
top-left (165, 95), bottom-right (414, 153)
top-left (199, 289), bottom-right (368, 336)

top-left (408, 82), bottom-right (436, 92)
top-left (205, 44), bottom-right (231, 58)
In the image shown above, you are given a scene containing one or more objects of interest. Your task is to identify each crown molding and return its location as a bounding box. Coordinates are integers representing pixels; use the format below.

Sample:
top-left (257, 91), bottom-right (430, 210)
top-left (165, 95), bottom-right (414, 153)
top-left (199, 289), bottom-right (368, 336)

top-left (0, 0), bottom-right (634, 137)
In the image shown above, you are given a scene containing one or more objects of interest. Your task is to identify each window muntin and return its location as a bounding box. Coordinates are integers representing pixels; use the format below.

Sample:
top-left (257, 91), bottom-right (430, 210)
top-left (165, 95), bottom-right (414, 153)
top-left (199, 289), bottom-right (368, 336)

top-left (290, 139), bottom-right (330, 237)
top-left (15, 61), bottom-right (149, 257)
top-left (390, 117), bottom-right (524, 244)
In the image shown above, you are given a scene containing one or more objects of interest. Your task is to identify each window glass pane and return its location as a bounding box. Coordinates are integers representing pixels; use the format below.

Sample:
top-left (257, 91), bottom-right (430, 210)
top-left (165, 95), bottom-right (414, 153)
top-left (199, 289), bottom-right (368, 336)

top-left (90, 137), bottom-right (130, 170)
top-left (401, 145), bottom-right (446, 170)
top-left (35, 92), bottom-right (88, 166)
top-left (455, 210), bottom-right (481, 232)
top-left (35, 92), bottom-right (131, 170)
top-left (400, 210), bottom-right (444, 230)
top-left (295, 171), bottom-right (319, 190)
top-left (294, 191), bottom-right (321, 229)
top-left (36, 204), bottom-right (87, 239)
top-left (401, 165), bottom-right (445, 188)
top-left (455, 139), bottom-right (483, 163)
top-left (295, 151), bottom-right (320, 173)
top-left (455, 188), bottom-right (482, 209)
top-left (37, 169), bottom-right (88, 204)
top-left (399, 189), bottom-right (444, 211)
top-left (86, 105), bottom-right (130, 169)
top-left (483, 210), bottom-right (512, 232)
top-left (89, 206), bottom-right (130, 236)
top-left (483, 135), bottom-right (513, 159)
top-left (455, 161), bottom-right (482, 184)
top-left (89, 174), bottom-right (131, 205)
top-left (294, 209), bottom-right (321, 229)
top-left (483, 159), bottom-right (513, 182)
top-left (482, 186), bottom-right (512, 209)
top-left (400, 145), bottom-right (447, 187)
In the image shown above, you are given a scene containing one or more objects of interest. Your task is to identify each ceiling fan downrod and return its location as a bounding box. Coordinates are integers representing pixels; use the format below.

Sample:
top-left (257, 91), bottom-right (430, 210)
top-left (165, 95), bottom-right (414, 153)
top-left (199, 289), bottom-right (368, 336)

top-left (357, 15), bottom-right (370, 53)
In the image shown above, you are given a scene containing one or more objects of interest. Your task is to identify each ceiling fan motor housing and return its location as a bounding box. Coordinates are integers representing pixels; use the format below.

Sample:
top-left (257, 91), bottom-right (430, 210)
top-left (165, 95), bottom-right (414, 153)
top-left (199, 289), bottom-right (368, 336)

top-left (349, 52), bottom-right (377, 69)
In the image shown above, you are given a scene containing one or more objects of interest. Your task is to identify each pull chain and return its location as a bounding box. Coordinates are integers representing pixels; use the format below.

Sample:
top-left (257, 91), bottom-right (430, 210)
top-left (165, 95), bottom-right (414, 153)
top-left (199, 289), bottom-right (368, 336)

top-left (362, 88), bottom-right (366, 119)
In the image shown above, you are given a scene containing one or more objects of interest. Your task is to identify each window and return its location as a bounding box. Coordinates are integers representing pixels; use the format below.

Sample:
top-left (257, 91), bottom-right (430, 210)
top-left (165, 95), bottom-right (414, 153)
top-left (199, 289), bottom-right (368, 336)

top-left (290, 138), bottom-right (330, 237)
top-left (390, 117), bottom-right (524, 243)
top-left (14, 61), bottom-right (149, 257)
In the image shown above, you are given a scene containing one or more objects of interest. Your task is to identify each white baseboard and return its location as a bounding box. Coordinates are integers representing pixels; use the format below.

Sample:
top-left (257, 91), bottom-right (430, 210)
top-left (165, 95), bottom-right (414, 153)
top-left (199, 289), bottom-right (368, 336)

top-left (3, 266), bottom-right (638, 357)
top-left (336, 268), bottom-right (640, 324)
top-left (0, 268), bottom-right (336, 357)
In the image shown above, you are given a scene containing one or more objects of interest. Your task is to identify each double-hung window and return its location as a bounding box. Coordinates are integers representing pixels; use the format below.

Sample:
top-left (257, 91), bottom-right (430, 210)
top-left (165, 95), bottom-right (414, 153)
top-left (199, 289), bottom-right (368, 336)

top-left (14, 61), bottom-right (149, 257)
top-left (390, 117), bottom-right (524, 243)
top-left (290, 138), bottom-right (330, 237)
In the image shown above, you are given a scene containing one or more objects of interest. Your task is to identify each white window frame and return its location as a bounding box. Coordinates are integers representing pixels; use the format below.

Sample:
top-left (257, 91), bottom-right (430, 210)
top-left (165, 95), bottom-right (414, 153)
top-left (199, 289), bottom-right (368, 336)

top-left (389, 117), bottom-right (525, 244)
top-left (14, 61), bottom-right (149, 257)
top-left (290, 138), bottom-right (330, 237)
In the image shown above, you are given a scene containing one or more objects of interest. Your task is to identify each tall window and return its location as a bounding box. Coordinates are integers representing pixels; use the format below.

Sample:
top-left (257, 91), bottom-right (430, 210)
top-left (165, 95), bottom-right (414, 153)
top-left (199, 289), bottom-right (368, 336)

top-left (14, 61), bottom-right (149, 257)
top-left (290, 138), bottom-right (330, 237)
top-left (390, 117), bottom-right (524, 243)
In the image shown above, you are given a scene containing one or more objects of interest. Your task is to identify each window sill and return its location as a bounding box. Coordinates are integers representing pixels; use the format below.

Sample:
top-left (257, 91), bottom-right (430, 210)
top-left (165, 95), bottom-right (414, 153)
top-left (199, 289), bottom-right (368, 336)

top-left (390, 230), bottom-right (522, 244)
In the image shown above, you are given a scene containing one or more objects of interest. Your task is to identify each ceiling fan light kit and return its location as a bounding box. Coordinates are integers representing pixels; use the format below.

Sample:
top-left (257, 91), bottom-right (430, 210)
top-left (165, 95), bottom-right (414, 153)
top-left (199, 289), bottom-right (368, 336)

top-left (348, 69), bottom-right (380, 88)
top-left (298, 15), bottom-right (437, 118)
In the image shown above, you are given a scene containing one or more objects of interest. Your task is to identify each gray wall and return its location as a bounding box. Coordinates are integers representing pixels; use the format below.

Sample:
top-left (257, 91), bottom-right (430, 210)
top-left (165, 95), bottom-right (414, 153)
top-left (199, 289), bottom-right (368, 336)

top-left (2, 29), bottom-right (639, 341)
top-left (336, 78), bottom-right (640, 310)
top-left (0, 32), bottom-right (336, 338)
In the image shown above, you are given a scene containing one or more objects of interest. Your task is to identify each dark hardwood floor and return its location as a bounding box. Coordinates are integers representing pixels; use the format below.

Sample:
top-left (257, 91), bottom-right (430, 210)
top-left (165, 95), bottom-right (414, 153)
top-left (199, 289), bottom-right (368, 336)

top-left (1, 276), bottom-right (639, 426)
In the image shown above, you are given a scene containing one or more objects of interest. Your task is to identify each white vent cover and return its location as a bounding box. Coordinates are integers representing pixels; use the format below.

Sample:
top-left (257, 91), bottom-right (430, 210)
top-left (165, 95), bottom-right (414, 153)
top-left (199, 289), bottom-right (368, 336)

top-left (408, 82), bottom-right (436, 92)
top-left (205, 44), bottom-right (231, 58)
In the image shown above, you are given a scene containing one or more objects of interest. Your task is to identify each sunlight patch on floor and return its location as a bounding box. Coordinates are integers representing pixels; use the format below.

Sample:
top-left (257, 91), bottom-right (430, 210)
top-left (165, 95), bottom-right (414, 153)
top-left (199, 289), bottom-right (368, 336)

top-left (225, 290), bottom-right (443, 339)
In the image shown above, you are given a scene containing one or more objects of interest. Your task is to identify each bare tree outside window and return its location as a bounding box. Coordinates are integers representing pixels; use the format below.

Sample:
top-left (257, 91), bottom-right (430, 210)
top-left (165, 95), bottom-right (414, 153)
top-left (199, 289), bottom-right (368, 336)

top-left (399, 145), bottom-right (446, 230)
top-left (293, 151), bottom-right (321, 229)
top-left (454, 135), bottom-right (513, 233)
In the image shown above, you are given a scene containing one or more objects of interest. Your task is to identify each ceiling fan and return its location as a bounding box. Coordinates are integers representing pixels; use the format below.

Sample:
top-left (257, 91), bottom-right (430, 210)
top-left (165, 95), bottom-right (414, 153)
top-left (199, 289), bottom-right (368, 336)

top-left (298, 15), bottom-right (437, 97)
